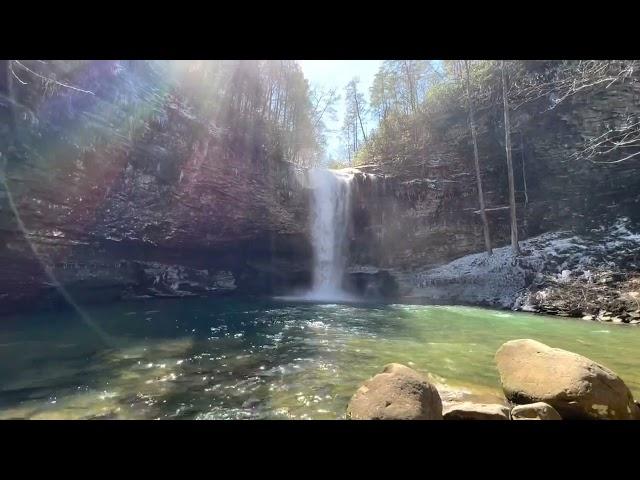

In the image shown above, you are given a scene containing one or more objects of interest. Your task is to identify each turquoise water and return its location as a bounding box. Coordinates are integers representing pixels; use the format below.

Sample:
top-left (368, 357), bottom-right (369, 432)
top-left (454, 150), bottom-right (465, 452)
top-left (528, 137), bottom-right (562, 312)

top-left (0, 298), bottom-right (638, 419)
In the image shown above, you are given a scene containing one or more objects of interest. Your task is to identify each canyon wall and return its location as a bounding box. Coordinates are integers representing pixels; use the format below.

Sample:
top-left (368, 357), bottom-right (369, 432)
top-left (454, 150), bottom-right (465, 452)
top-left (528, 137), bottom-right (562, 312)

top-left (1, 61), bottom-right (640, 312)
top-left (0, 61), bottom-right (313, 313)
top-left (348, 84), bottom-right (640, 281)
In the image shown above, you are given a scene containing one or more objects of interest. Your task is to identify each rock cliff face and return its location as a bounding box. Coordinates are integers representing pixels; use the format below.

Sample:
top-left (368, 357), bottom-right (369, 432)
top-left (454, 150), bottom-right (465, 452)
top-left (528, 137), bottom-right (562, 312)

top-left (346, 83), bottom-right (640, 302)
top-left (0, 61), bottom-right (313, 313)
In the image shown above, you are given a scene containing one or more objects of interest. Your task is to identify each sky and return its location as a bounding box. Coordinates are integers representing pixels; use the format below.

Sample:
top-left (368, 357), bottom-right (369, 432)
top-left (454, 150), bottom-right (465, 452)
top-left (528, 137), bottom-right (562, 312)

top-left (298, 60), bottom-right (383, 162)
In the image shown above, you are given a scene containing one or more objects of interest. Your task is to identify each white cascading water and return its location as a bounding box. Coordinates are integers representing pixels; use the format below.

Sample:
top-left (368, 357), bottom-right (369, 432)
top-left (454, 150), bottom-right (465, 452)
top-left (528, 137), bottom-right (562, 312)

top-left (306, 168), bottom-right (354, 301)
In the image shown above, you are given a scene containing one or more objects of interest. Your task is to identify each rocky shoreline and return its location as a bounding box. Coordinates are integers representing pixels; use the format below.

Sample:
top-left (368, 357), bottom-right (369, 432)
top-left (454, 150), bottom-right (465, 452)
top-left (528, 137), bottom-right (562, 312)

top-left (346, 339), bottom-right (640, 420)
top-left (396, 217), bottom-right (640, 324)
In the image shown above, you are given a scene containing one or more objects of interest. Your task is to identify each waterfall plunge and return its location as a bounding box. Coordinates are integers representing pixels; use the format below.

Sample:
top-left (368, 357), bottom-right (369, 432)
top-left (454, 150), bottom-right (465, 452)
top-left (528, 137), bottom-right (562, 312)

top-left (306, 168), bottom-right (354, 301)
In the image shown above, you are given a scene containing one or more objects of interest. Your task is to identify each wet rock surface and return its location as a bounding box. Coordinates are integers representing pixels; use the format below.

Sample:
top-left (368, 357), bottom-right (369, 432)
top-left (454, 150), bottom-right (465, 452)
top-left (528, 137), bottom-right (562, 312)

top-left (345, 267), bottom-right (400, 299)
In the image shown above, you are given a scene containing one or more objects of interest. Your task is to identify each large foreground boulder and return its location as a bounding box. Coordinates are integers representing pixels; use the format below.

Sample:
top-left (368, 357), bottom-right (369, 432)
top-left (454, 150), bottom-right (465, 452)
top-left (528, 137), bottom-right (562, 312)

top-left (511, 402), bottom-right (562, 420)
top-left (495, 339), bottom-right (640, 420)
top-left (443, 402), bottom-right (510, 420)
top-left (347, 363), bottom-right (443, 420)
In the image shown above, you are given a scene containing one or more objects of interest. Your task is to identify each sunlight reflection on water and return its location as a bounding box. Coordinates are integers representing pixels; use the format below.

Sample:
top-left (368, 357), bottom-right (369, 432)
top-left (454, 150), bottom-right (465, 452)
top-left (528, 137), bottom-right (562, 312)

top-left (0, 298), bottom-right (639, 419)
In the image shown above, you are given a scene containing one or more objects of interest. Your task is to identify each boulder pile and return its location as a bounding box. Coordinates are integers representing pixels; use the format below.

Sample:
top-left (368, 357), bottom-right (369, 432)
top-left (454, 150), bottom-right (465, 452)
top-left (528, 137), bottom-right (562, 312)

top-left (347, 339), bottom-right (640, 420)
top-left (495, 339), bottom-right (640, 420)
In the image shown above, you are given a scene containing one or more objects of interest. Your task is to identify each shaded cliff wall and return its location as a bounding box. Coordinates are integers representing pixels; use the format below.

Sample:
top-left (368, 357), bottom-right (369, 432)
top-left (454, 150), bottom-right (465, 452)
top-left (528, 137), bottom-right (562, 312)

top-left (349, 83), bottom-right (640, 273)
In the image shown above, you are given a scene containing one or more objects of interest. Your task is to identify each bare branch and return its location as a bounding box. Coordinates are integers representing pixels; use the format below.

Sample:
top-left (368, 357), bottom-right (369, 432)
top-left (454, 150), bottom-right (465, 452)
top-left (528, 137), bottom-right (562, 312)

top-left (590, 150), bottom-right (640, 164)
top-left (10, 65), bottom-right (28, 85)
top-left (510, 60), bottom-right (638, 111)
top-left (571, 112), bottom-right (640, 164)
top-left (12, 60), bottom-right (95, 95)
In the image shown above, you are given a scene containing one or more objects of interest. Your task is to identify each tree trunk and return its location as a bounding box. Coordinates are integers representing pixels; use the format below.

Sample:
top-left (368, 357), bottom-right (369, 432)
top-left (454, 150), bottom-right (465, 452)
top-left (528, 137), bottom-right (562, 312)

top-left (501, 61), bottom-right (520, 255)
top-left (354, 91), bottom-right (368, 143)
top-left (1, 61), bottom-right (15, 132)
top-left (403, 60), bottom-right (417, 113)
top-left (465, 61), bottom-right (492, 255)
top-left (521, 132), bottom-right (528, 206)
top-left (354, 119), bottom-right (358, 152)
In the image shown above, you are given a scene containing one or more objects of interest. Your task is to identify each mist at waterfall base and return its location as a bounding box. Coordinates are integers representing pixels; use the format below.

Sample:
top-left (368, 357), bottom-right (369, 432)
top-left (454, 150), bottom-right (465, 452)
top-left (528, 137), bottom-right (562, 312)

top-left (280, 168), bottom-right (358, 303)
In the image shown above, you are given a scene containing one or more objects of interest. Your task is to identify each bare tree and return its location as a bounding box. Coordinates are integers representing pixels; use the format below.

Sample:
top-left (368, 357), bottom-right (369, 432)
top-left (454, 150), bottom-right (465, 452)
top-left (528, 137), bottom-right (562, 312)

top-left (570, 114), bottom-right (640, 164)
top-left (498, 60), bottom-right (640, 167)
top-left (348, 79), bottom-right (368, 143)
top-left (510, 60), bottom-right (638, 111)
top-left (509, 60), bottom-right (640, 165)
top-left (354, 92), bottom-right (368, 144)
top-left (342, 78), bottom-right (368, 163)
top-left (464, 60), bottom-right (492, 255)
top-left (502, 61), bottom-right (520, 255)
top-left (310, 86), bottom-right (339, 130)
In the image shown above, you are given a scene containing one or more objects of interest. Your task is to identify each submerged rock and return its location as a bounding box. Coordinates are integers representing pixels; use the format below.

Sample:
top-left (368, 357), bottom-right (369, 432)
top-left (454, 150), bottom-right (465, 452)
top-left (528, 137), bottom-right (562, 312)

top-left (346, 363), bottom-right (443, 420)
top-left (495, 339), bottom-right (640, 420)
top-left (511, 402), bottom-right (562, 420)
top-left (442, 402), bottom-right (510, 420)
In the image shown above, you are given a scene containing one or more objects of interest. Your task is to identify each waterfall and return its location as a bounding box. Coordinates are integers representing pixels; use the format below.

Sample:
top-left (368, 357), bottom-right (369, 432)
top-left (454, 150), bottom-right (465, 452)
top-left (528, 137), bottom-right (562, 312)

top-left (306, 168), bottom-right (354, 301)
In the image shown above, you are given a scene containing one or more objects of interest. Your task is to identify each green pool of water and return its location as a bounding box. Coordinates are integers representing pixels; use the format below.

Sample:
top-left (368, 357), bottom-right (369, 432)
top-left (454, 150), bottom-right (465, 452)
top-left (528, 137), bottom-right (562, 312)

top-left (0, 298), bottom-right (638, 419)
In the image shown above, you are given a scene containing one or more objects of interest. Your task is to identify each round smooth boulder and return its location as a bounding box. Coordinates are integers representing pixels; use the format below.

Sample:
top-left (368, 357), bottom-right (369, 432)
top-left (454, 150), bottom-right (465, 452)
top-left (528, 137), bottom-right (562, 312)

top-left (346, 363), bottom-right (443, 420)
top-left (443, 402), bottom-right (510, 420)
top-left (495, 339), bottom-right (640, 420)
top-left (511, 402), bottom-right (562, 420)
